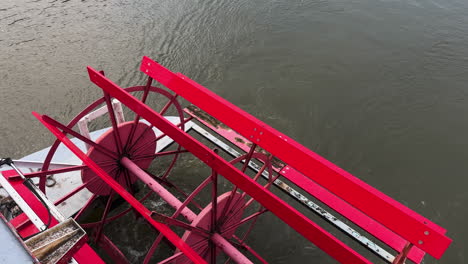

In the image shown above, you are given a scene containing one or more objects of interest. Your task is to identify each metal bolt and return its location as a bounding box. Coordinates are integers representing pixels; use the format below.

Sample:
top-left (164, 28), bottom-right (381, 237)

top-left (260, 131), bottom-right (263, 135)
top-left (418, 240), bottom-right (423, 245)
top-left (424, 231), bottom-right (430, 235)
top-left (254, 128), bottom-right (257, 131)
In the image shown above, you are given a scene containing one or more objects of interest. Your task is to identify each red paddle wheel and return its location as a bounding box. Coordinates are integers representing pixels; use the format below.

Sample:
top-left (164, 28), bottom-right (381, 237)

top-left (1, 56), bottom-right (452, 263)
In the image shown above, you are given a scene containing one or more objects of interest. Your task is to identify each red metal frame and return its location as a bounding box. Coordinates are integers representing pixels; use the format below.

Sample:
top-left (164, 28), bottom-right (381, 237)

top-left (37, 86), bottom-right (183, 194)
top-left (1, 170), bottom-right (104, 264)
top-left (85, 66), bottom-right (371, 263)
top-left (18, 85), bottom-right (193, 263)
top-left (23, 56), bottom-right (451, 263)
top-left (138, 56), bottom-right (451, 259)
top-left (184, 108), bottom-right (430, 263)
top-left (2, 169), bottom-right (60, 237)
top-left (32, 113), bottom-right (207, 264)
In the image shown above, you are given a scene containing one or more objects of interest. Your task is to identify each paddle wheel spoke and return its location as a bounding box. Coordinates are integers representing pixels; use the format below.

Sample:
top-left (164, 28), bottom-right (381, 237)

top-left (218, 153), bottom-right (265, 228)
top-left (159, 95), bottom-right (179, 116)
top-left (172, 175), bottom-right (213, 215)
top-left (211, 169), bottom-right (218, 233)
top-left (144, 234), bottom-right (165, 264)
top-left (158, 252), bottom-right (185, 264)
top-left (239, 207), bottom-right (264, 242)
top-left (129, 116), bottom-right (191, 157)
top-left (125, 77), bottom-right (153, 152)
top-left (157, 238), bottom-right (209, 264)
top-left (127, 93), bottom-right (181, 152)
top-left (23, 165), bottom-right (88, 178)
top-left (24, 161), bottom-right (117, 179)
top-left (132, 149), bottom-right (189, 162)
top-left (53, 176), bottom-right (101, 206)
top-left (225, 170), bottom-right (280, 224)
top-left (152, 212), bottom-right (210, 237)
top-left (221, 209), bottom-right (269, 236)
top-left (143, 217), bottom-right (211, 264)
top-left (42, 115), bottom-right (119, 159)
top-left (150, 236), bottom-right (211, 264)
top-left (210, 167), bottom-right (218, 264)
top-left (221, 156), bottom-right (275, 223)
top-left (99, 234), bottom-right (131, 264)
top-left (231, 235), bottom-right (269, 264)
top-left (250, 155), bottom-right (274, 184)
top-left (80, 188), bottom-right (155, 229)
top-left (218, 145), bottom-right (256, 226)
top-left (209, 240), bottom-right (216, 264)
top-left (104, 93), bottom-right (124, 155)
top-left (94, 191), bottom-right (115, 243)
top-left (225, 173), bottom-right (280, 226)
top-left (74, 193), bottom-right (98, 221)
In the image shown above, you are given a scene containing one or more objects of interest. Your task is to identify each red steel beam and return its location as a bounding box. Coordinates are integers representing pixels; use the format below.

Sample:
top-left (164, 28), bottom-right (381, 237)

top-left (3, 170), bottom-right (59, 237)
top-left (32, 112), bottom-right (207, 264)
top-left (184, 108), bottom-right (428, 263)
top-left (138, 56), bottom-right (451, 259)
top-left (1, 171), bottom-right (105, 264)
top-left (86, 66), bottom-right (371, 264)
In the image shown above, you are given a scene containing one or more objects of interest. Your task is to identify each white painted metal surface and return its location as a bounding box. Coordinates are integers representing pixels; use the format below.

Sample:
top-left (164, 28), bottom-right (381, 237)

top-left (0, 217), bottom-right (34, 263)
top-left (0, 173), bottom-right (47, 231)
top-left (78, 99), bottom-right (125, 151)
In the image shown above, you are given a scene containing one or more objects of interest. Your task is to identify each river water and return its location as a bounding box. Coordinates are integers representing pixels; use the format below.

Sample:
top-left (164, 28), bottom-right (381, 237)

top-left (1, 0), bottom-right (467, 263)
